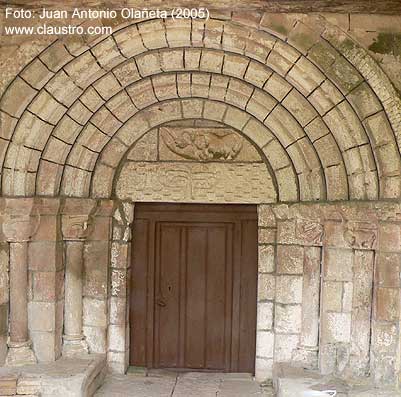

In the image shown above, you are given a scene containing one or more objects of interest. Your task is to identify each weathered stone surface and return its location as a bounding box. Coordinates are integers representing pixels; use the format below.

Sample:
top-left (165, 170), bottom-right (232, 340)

top-left (1, 7), bottom-right (401, 389)
top-left (116, 162), bottom-right (276, 203)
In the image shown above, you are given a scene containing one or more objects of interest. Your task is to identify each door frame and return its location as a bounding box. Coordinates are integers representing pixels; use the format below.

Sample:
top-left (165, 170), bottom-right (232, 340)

top-left (129, 203), bottom-right (258, 372)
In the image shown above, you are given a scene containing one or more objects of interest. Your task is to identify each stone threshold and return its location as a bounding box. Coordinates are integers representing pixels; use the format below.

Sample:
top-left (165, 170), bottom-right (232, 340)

top-left (273, 364), bottom-right (401, 397)
top-left (0, 353), bottom-right (106, 397)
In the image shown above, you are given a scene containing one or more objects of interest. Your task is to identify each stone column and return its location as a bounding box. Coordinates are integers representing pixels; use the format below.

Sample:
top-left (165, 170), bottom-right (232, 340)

top-left (2, 199), bottom-right (39, 366)
top-left (61, 199), bottom-right (96, 357)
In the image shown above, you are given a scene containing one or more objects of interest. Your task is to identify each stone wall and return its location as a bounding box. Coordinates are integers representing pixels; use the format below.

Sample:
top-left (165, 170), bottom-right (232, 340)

top-left (255, 202), bottom-right (401, 386)
top-left (0, 197), bottom-right (400, 387)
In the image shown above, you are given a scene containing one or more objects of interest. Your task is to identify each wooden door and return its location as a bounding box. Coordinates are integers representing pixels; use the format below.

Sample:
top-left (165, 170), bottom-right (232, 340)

top-left (130, 203), bottom-right (258, 373)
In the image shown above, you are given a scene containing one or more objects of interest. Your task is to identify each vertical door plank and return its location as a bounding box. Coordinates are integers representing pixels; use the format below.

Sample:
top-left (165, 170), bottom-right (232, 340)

top-left (205, 225), bottom-right (227, 370)
top-left (155, 223), bottom-right (181, 368)
top-left (185, 226), bottom-right (207, 368)
top-left (230, 221), bottom-right (243, 372)
top-left (238, 219), bottom-right (258, 373)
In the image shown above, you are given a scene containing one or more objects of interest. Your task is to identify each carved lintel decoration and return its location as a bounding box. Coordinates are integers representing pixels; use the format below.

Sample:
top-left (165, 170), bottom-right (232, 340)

top-left (296, 219), bottom-right (324, 245)
top-left (61, 214), bottom-right (93, 241)
top-left (162, 128), bottom-right (243, 161)
top-left (116, 161), bottom-right (276, 203)
top-left (343, 221), bottom-right (377, 250)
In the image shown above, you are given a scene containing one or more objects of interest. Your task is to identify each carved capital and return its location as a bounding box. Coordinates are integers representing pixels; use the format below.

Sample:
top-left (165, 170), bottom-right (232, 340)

top-left (296, 219), bottom-right (324, 245)
top-left (60, 198), bottom-right (97, 241)
top-left (61, 214), bottom-right (93, 241)
top-left (343, 221), bottom-right (377, 250)
top-left (1, 199), bottom-right (40, 242)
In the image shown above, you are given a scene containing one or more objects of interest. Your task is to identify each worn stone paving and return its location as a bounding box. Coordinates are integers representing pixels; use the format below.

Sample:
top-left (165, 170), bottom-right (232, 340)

top-left (94, 371), bottom-right (275, 397)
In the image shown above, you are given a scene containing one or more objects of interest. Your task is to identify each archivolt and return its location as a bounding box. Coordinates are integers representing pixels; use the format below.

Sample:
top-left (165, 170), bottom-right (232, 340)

top-left (0, 16), bottom-right (400, 201)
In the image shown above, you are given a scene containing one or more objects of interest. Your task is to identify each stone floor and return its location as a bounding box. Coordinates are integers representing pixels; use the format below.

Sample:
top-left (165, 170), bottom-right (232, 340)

top-left (94, 370), bottom-right (275, 397)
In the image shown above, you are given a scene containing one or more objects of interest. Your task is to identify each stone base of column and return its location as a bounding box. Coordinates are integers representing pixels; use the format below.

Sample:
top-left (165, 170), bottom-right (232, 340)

top-left (62, 335), bottom-right (89, 357)
top-left (5, 340), bottom-right (37, 366)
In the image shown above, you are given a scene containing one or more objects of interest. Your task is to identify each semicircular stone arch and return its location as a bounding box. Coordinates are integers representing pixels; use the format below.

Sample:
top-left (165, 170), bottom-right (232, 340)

top-left (1, 16), bottom-right (400, 202)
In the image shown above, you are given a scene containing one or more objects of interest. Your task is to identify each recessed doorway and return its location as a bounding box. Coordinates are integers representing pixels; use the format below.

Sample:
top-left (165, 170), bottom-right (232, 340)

top-left (130, 203), bottom-right (258, 373)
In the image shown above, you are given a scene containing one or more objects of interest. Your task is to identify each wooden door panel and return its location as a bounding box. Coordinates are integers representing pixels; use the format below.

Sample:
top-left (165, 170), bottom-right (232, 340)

top-left (130, 204), bottom-right (258, 373)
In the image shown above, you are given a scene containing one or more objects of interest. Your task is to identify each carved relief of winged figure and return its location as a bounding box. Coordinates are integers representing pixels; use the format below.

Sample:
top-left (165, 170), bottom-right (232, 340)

top-left (162, 128), bottom-right (243, 161)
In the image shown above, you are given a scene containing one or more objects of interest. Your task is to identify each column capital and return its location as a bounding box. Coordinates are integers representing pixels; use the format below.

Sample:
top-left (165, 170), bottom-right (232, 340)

top-left (61, 198), bottom-right (97, 241)
top-left (1, 198), bottom-right (40, 242)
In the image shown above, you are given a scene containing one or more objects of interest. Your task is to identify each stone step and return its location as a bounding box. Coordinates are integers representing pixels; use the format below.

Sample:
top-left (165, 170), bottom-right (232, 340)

top-left (273, 364), bottom-right (401, 397)
top-left (0, 353), bottom-right (106, 397)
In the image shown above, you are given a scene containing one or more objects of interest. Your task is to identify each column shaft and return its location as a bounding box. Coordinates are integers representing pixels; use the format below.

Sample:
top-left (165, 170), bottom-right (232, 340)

top-left (9, 242), bottom-right (29, 344)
